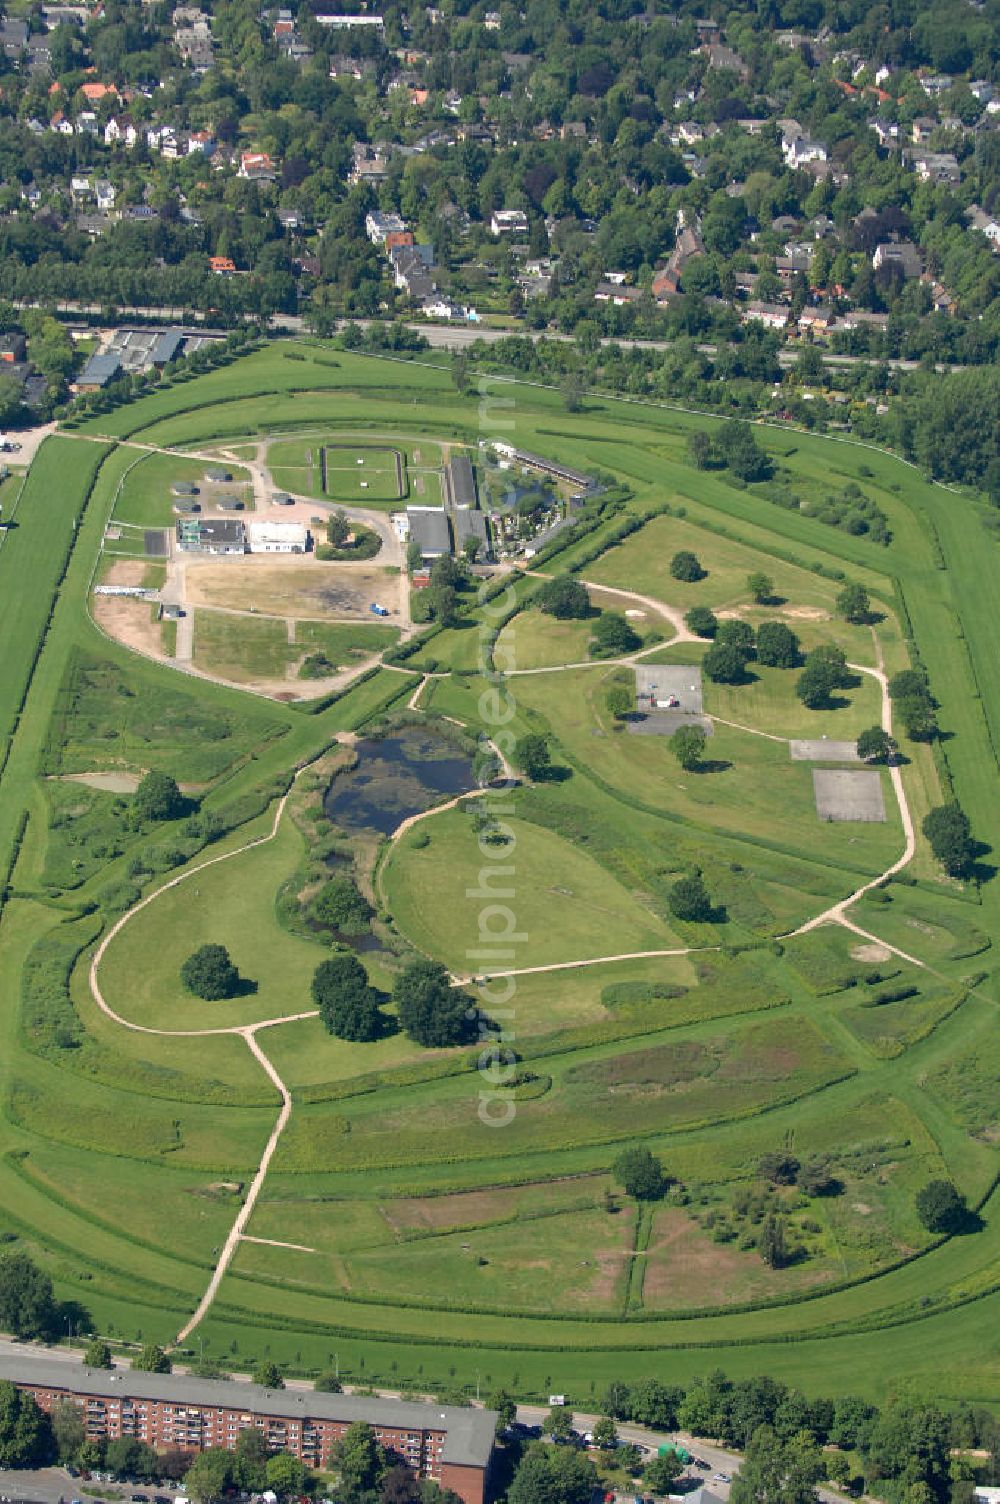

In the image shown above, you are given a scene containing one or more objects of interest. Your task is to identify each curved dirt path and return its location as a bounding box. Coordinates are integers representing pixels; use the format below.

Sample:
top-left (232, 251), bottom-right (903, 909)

top-left (175, 1029), bottom-right (294, 1344)
top-left (85, 590), bottom-right (919, 1340)
top-left (791, 658), bottom-right (915, 936)
top-left (88, 766), bottom-right (326, 1345)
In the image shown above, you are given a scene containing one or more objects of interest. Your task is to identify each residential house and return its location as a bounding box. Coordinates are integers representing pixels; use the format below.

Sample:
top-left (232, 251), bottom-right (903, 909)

top-left (104, 115), bottom-right (139, 147)
top-left (209, 255), bottom-right (236, 275)
top-left (742, 301), bottom-right (788, 330)
top-left (366, 209), bottom-right (406, 244)
top-left (594, 280), bottom-right (643, 306)
top-left (781, 131), bottom-right (828, 168)
top-left (920, 74), bottom-right (952, 97)
top-left (349, 143), bottom-right (391, 186)
top-left (81, 81), bottom-right (117, 104)
top-left (906, 149), bottom-right (960, 184)
top-left (701, 43), bottom-right (749, 79)
top-left (798, 305), bottom-right (833, 331)
top-left (966, 204), bottom-right (1000, 248)
top-left (94, 179), bottom-right (115, 212)
top-left (490, 208), bottom-right (529, 236)
top-left (75, 212), bottom-right (109, 237)
top-left (872, 240), bottom-right (922, 278)
top-left (911, 115), bottom-right (937, 143)
top-left (239, 151), bottom-right (276, 180)
top-left (314, 12), bottom-right (385, 27)
top-left (0, 18), bottom-right (28, 56)
top-left (0, 333), bottom-right (27, 363)
top-left (870, 118), bottom-right (901, 148)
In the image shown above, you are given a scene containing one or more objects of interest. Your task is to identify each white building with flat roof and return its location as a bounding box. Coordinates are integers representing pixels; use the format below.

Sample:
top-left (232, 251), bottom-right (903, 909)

top-left (248, 520), bottom-right (309, 554)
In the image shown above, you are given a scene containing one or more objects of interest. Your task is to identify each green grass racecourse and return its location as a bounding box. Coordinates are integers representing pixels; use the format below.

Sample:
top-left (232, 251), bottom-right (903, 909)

top-left (0, 340), bottom-right (998, 1405)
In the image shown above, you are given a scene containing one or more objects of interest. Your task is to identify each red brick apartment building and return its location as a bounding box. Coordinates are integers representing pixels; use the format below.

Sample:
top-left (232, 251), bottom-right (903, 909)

top-left (3, 1352), bottom-right (496, 1504)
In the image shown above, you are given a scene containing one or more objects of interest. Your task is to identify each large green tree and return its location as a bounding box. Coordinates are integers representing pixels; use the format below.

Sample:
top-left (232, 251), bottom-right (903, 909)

top-left (670, 724), bottom-right (708, 771)
top-left (508, 1446), bottom-right (596, 1504)
top-left (612, 1146), bottom-right (666, 1200)
top-left (395, 959), bottom-right (473, 1047)
top-left (311, 876), bottom-right (373, 934)
top-left (133, 770), bottom-right (185, 823)
top-left (755, 621), bottom-right (799, 668)
top-left (180, 944), bottom-right (242, 1001)
top-left (333, 1421), bottom-right (387, 1498)
top-left (730, 1424), bottom-right (824, 1504)
top-left (0, 1382), bottom-right (54, 1467)
top-left (0, 1252), bottom-right (57, 1340)
top-left (536, 576), bottom-right (590, 619)
top-left (922, 804), bottom-right (975, 876)
top-left (312, 954), bottom-right (383, 1042)
top-left (915, 1179), bottom-right (969, 1234)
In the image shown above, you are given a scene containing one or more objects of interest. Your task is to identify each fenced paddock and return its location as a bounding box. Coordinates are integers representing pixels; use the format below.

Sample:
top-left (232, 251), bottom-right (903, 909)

top-left (320, 444), bottom-right (406, 503)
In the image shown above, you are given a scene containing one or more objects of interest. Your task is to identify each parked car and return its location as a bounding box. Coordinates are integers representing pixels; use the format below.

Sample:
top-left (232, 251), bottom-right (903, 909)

top-left (713, 1475), bottom-right (731, 1484)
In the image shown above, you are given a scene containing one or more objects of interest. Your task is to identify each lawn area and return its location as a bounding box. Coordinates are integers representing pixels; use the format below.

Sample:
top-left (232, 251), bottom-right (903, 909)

top-left (0, 437), bottom-right (110, 769)
top-left (237, 1201), bottom-right (634, 1314)
top-left (192, 612), bottom-right (398, 684)
top-left (275, 1012), bottom-right (855, 1173)
top-left (496, 607), bottom-right (597, 669)
top-left (511, 666), bottom-right (902, 873)
top-left (383, 805), bottom-right (682, 972)
top-left (113, 451), bottom-right (252, 528)
top-left (323, 445), bottom-right (404, 503)
top-left (586, 510), bottom-right (881, 615)
top-left (97, 813), bottom-right (334, 1032)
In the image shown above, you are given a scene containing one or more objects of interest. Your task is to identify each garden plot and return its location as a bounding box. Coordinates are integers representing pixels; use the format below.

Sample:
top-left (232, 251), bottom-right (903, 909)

top-left (813, 768), bottom-right (886, 822)
top-left (791, 739), bottom-right (862, 762)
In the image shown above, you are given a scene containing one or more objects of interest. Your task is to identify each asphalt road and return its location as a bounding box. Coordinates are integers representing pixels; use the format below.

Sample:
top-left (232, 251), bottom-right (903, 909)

top-left (7, 298), bottom-right (961, 374)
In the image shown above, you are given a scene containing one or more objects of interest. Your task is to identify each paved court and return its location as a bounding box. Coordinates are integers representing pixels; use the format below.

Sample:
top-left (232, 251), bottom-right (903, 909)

top-left (628, 711), bottom-right (713, 737)
top-left (813, 768), bottom-right (886, 822)
top-left (635, 664), bottom-right (703, 713)
top-left (790, 738), bottom-right (861, 762)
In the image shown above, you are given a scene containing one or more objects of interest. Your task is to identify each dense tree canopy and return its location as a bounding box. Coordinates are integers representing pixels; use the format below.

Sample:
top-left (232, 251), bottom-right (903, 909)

top-left (395, 959), bottom-right (474, 1048)
top-left (312, 954), bottom-right (384, 1042)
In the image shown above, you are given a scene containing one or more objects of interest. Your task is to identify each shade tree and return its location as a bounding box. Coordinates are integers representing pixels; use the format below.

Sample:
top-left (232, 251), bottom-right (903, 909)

top-left (395, 960), bottom-right (475, 1047)
top-left (312, 954), bottom-right (384, 1042)
top-left (180, 944), bottom-right (242, 1001)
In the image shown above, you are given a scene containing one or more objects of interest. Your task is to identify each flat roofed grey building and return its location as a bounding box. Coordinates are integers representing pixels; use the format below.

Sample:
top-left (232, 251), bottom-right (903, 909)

top-left (176, 517), bottom-right (245, 553)
top-left (448, 453), bottom-right (477, 509)
top-left (77, 351), bottom-right (123, 389)
top-left (407, 505), bottom-right (452, 558)
top-left (453, 505), bottom-right (490, 558)
top-left (1, 1350), bottom-right (495, 1504)
top-left (150, 329), bottom-right (185, 366)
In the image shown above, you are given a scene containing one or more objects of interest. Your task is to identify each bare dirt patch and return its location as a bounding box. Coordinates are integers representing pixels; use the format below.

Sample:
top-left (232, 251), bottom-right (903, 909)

top-left (55, 771), bottom-right (141, 794)
top-left (851, 941), bottom-right (892, 963)
top-left (184, 559), bottom-right (399, 619)
top-left (782, 605), bottom-right (828, 620)
top-left (93, 560), bottom-right (164, 660)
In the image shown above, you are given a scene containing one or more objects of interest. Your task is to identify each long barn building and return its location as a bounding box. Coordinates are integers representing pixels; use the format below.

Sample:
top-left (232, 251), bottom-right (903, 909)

top-left (2, 1352), bottom-right (496, 1504)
